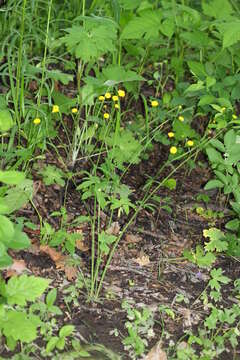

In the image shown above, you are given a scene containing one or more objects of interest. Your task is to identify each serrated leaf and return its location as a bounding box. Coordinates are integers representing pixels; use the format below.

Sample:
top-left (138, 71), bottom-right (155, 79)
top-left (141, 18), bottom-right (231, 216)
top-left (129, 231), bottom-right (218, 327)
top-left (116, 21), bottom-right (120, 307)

top-left (202, 0), bottom-right (232, 19)
top-left (0, 215), bottom-right (14, 243)
top-left (217, 21), bottom-right (240, 48)
top-left (5, 275), bottom-right (50, 306)
top-left (1, 311), bottom-right (41, 343)
top-left (225, 218), bottom-right (239, 231)
top-left (121, 10), bottom-right (162, 40)
top-left (160, 18), bottom-right (175, 38)
top-left (203, 228), bottom-right (228, 252)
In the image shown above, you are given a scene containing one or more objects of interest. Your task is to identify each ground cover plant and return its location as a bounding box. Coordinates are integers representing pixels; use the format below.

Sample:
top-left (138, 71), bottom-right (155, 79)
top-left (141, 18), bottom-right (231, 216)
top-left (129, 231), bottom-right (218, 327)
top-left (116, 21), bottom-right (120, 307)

top-left (0, 0), bottom-right (240, 358)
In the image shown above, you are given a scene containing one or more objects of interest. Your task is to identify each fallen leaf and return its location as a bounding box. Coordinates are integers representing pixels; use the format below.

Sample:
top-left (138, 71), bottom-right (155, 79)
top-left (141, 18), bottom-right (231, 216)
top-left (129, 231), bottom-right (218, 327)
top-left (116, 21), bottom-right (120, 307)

top-left (40, 245), bottom-right (64, 262)
top-left (125, 233), bottom-right (141, 243)
top-left (64, 266), bottom-right (78, 281)
top-left (134, 253), bottom-right (150, 266)
top-left (145, 341), bottom-right (167, 360)
top-left (106, 222), bottom-right (120, 236)
top-left (6, 259), bottom-right (28, 277)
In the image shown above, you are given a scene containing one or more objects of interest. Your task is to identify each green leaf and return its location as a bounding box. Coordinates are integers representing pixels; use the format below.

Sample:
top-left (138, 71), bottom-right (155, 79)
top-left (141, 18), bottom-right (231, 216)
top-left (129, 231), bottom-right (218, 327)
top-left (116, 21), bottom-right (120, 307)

top-left (160, 18), bottom-right (175, 38)
top-left (209, 139), bottom-right (225, 152)
top-left (46, 336), bottom-right (59, 353)
top-left (46, 288), bottom-right (57, 307)
top-left (0, 179), bottom-right (33, 214)
top-left (198, 94), bottom-right (216, 106)
top-left (1, 310), bottom-right (41, 343)
top-left (162, 178), bottom-right (176, 190)
top-left (185, 81), bottom-right (205, 93)
top-left (0, 109), bottom-right (14, 132)
top-left (59, 325), bottom-right (75, 338)
top-left (101, 65), bottom-right (144, 86)
top-left (202, 0), bottom-right (233, 19)
top-left (214, 170), bottom-right (228, 185)
top-left (204, 180), bottom-right (224, 191)
top-left (0, 215), bottom-right (14, 243)
top-left (187, 61), bottom-right (207, 79)
top-left (217, 21), bottom-right (240, 48)
top-left (9, 226), bottom-right (30, 250)
top-left (46, 70), bottom-right (73, 85)
top-left (0, 242), bottom-right (12, 268)
top-left (206, 147), bottom-right (223, 164)
top-left (5, 275), bottom-right (50, 306)
top-left (62, 20), bottom-right (117, 62)
top-left (224, 129), bottom-right (236, 150)
top-left (0, 171), bottom-right (25, 185)
top-left (203, 228), bottom-right (228, 252)
top-left (121, 10), bottom-right (162, 40)
top-left (225, 218), bottom-right (239, 231)
top-left (39, 165), bottom-right (65, 187)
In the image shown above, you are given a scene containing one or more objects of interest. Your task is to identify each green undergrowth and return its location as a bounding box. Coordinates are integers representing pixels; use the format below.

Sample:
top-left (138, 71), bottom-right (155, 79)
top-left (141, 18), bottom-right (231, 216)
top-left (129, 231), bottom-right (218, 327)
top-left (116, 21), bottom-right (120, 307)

top-left (0, 0), bottom-right (240, 358)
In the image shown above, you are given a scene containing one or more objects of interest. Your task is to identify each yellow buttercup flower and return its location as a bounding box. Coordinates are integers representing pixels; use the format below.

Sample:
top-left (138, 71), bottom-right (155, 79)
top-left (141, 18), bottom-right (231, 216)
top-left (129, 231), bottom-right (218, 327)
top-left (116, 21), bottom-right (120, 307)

top-left (170, 146), bottom-right (177, 154)
top-left (99, 95), bottom-right (105, 101)
top-left (105, 92), bottom-right (111, 99)
top-left (103, 113), bottom-right (110, 119)
top-left (114, 104), bottom-right (120, 109)
top-left (151, 100), bottom-right (159, 107)
top-left (168, 132), bottom-right (175, 138)
top-left (118, 89), bottom-right (125, 98)
top-left (178, 115), bottom-right (184, 122)
top-left (52, 105), bottom-right (59, 113)
top-left (186, 140), bottom-right (194, 147)
top-left (33, 118), bottom-right (41, 125)
top-left (72, 108), bottom-right (78, 114)
top-left (112, 95), bottom-right (119, 101)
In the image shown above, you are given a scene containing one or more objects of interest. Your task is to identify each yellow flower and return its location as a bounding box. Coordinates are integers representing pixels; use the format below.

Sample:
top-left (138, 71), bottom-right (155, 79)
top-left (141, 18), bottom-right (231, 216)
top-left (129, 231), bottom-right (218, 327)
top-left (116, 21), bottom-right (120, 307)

top-left (114, 104), bottom-right (120, 109)
top-left (178, 115), bottom-right (184, 122)
top-left (151, 100), bottom-right (159, 107)
top-left (99, 95), bottom-right (105, 101)
top-left (186, 140), bottom-right (194, 147)
top-left (112, 95), bottom-right (119, 101)
top-left (33, 118), bottom-right (41, 125)
top-left (52, 105), bottom-right (59, 113)
top-left (232, 114), bottom-right (237, 119)
top-left (72, 108), bottom-right (78, 114)
top-left (118, 89), bottom-right (125, 98)
top-left (103, 113), bottom-right (110, 119)
top-left (105, 92), bottom-right (111, 99)
top-left (168, 132), bottom-right (175, 138)
top-left (170, 146), bottom-right (177, 154)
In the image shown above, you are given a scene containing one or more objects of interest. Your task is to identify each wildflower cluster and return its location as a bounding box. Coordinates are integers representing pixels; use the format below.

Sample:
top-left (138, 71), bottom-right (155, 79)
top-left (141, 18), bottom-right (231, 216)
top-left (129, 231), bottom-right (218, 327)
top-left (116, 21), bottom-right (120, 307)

top-left (98, 89), bottom-right (126, 119)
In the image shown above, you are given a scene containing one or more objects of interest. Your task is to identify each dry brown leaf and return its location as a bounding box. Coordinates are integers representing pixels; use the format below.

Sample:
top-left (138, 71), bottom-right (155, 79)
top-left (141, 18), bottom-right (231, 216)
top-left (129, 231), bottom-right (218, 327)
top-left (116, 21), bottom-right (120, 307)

top-left (134, 253), bottom-right (150, 266)
top-left (40, 245), bottom-right (64, 262)
top-left (6, 259), bottom-right (28, 277)
top-left (125, 233), bottom-right (141, 243)
top-left (64, 265), bottom-right (78, 281)
top-left (145, 341), bottom-right (167, 360)
top-left (106, 222), bottom-right (120, 236)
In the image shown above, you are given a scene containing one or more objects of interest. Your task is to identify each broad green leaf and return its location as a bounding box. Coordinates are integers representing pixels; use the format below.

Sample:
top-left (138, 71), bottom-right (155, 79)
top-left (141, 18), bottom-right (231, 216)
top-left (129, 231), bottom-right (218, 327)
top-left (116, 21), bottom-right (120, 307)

top-left (206, 147), bottom-right (223, 164)
top-left (119, 0), bottom-right (142, 10)
top-left (224, 129), bottom-right (236, 151)
top-left (102, 65), bottom-right (144, 86)
top-left (121, 10), bottom-right (162, 40)
top-left (217, 21), bottom-right (240, 48)
top-left (187, 61), bottom-right (207, 79)
top-left (1, 310), bottom-right (41, 343)
top-left (1, 179), bottom-right (33, 214)
top-left (160, 18), bottom-right (175, 38)
top-left (162, 178), bottom-right (176, 190)
top-left (180, 31), bottom-right (211, 48)
top-left (46, 336), bottom-right (59, 353)
top-left (0, 109), bottom-right (14, 132)
top-left (0, 242), bottom-right (12, 268)
top-left (0, 215), bottom-right (14, 243)
top-left (225, 218), bottom-right (239, 231)
top-left (8, 226), bottom-right (30, 250)
top-left (0, 170), bottom-right (25, 185)
top-left (5, 275), bottom-right (50, 306)
top-left (202, 0), bottom-right (233, 19)
top-left (185, 81), bottom-right (205, 93)
top-left (198, 94), bottom-right (216, 106)
top-left (214, 170), bottom-right (228, 185)
top-left (46, 288), bottom-right (57, 307)
top-left (209, 139), bottom-right (225, 152)
top-left (204, 179), bottom-right (224, 190)
top-left (59, 325), bottom-right (75, 338)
